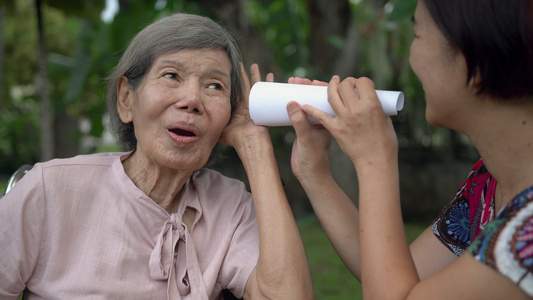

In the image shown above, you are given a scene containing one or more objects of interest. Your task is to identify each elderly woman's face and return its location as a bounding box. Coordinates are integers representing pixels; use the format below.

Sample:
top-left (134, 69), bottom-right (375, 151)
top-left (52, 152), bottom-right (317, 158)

top-left (118, 48), bottom-right (233, 171)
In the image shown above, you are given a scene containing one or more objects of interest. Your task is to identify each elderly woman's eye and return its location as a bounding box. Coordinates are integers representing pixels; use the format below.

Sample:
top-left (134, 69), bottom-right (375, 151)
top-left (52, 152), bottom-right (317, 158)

top-left (208, 83), bottom-right (222, 90)
top-left (164, 72), bottom-right (178, 80)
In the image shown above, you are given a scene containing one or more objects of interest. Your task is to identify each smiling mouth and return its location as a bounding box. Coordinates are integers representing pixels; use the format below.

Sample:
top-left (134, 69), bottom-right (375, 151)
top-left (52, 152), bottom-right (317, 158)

top-left (170, 128), bottom-right (197, 137)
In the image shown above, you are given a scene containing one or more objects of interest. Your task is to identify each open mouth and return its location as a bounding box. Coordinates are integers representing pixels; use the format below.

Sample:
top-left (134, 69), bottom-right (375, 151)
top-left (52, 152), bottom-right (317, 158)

top-left (169, 128), bottom-right (197, 137)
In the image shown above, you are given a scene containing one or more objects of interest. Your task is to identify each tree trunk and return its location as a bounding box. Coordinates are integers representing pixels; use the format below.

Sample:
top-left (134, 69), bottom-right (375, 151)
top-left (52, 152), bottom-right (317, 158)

top-left (306, 0), bottom-right (352, 77)
top-left (191, 0), bottom-right (283, 76)
top-left (0, 4), bottom-right (4, 109)
top-left (35, 0), bottom-right (54, 161)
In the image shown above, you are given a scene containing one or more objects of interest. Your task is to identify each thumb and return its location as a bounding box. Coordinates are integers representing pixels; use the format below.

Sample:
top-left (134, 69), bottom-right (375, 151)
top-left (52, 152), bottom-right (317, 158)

top-left (287, 101), bottom-right (313, 137)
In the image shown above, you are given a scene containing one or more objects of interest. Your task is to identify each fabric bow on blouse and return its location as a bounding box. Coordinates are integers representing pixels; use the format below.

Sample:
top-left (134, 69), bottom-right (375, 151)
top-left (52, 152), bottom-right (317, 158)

top-left (149, 213), bottom-right (209, 299)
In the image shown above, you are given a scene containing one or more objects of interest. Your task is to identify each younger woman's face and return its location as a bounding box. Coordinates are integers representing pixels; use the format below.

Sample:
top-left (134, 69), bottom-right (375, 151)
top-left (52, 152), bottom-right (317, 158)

top-left (409, 0), bottom-right (474, 131)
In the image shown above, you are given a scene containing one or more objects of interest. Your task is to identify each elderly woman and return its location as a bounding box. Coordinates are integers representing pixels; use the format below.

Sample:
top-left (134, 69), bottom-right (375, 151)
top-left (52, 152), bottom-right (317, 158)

top-left (0, 13), bottom-right (313, 299)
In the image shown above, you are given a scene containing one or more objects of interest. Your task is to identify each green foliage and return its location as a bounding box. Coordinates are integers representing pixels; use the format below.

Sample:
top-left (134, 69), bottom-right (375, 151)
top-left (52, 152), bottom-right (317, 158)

top-left (245, 0), bottom-right (310, 76)
top-left (299, 216), bottom-right (426, 298)
top-left (388, 0), bottom-right (417, 22)
top-left (1, 0), bottom-right (107, 171)
top-left (299, 216), bottom-right (361, 299)
top-left (3, 0), bottom-right (38, 87)
top-left (0, 180), bottom-right (6, 196)
top-left (0, 93), bottom-right (40, 171)
top-left (1, 0), bottom-right (476, 194)
top-left (46, 0), bottom-right (105, 20)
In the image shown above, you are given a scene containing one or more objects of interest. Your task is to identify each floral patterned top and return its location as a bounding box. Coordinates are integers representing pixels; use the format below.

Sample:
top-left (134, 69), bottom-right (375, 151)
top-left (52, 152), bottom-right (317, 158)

top-left (467, 186), bottom-right (533, 296)
top-left (432, 159), bottom-right (533, 296)
top-left (432, 159), bottom-right (497, 256)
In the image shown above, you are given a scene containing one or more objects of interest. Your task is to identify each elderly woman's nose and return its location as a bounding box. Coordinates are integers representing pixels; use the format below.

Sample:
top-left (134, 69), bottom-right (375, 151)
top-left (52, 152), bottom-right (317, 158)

top-left (176, 81), bottom-right (204, 113)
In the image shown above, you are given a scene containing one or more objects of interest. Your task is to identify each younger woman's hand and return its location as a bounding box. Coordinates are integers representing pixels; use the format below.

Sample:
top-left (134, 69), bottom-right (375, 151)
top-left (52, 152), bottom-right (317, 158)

top-left (287, 101), bottom-right (333, 184)
top-left (300, 76), bottom-right (398, 169)
top-left (286, 76), bottom-right (332, 184)
top-left (288, 76), bottom-right (328, 86)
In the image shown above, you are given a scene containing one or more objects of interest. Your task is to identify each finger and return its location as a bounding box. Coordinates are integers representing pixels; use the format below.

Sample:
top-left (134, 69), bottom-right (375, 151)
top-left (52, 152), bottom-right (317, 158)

top-left (347, 77), bottom-right (381, 112)
top-left (240, 62), bottom-right (251, 94)
top-left (311, 79), bottom-right (328, 86)
top-left (357, 76), bottom-right (376, 89)
top-left (266, 72), bottom-right (274, 82)
top-left (327, 75), bottom-right (346, 114)
top-left (354, 76), bottom-right (379, 104)
top-left (239, 63), bottom-right (252, 107)
top-left (337, 77), bottom-right (359, 112)
top-left (288, 77), bottom-right (313, 85)
top-left (287, 101), bottom-right (314, 141)
top-left (301, 104), bottom-right (335, 130)
top-left (250, 63), bottom-right (262, 85)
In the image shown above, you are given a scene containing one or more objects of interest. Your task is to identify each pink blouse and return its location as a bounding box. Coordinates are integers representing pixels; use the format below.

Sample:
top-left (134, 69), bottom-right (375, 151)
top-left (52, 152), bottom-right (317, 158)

top-left (0, 152), bottom-right (259, 299)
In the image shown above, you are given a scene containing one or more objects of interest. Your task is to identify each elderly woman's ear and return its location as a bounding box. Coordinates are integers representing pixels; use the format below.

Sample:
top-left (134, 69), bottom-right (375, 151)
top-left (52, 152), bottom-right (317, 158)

top-left (117, 76), bottom-right (134, 124)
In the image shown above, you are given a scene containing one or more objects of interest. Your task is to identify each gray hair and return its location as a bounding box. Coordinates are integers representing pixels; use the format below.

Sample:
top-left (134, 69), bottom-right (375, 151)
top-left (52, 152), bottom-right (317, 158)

top-left (106, 13), bottom-right (243, 151)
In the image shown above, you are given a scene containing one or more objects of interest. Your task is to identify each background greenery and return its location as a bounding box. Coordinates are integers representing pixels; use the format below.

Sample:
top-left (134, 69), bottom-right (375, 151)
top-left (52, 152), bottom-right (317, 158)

top-left (1, 0), bottom-right (475, 297)
top-left (1, 0), bottom-right (479, 220)
top-left (299, 217), bottom-right (426, 299)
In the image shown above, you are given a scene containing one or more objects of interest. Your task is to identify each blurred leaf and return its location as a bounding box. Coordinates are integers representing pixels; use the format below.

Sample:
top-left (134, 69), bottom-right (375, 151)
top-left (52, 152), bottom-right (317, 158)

top-left (245, 0), bottom-right (310, 74)
top-left (63, 21), bottom-right (91, 105)
top-left (108, 0), bottom-right (158, 53)
top-left (387, 0), bottom-right (417, 22)
top-left (46, 0), bottom-right (105, 21)
top-left (0, 0), bottom-right (15, 9)
top-left (89, 115), bottom-right (105, 137)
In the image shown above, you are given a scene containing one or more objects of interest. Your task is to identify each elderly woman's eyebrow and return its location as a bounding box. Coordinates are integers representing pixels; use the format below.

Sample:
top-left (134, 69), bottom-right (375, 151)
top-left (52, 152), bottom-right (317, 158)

top-left (207, 68), bottom-right (231, 81)
top-left (158, 59), bottom-right (185, 69)
top-left (158, 60), bottom-right (230, 78)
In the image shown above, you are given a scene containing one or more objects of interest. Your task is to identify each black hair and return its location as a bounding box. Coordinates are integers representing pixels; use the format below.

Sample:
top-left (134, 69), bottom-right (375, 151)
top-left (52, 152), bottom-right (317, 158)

top-left (423, 0), bottom-right (533, 99)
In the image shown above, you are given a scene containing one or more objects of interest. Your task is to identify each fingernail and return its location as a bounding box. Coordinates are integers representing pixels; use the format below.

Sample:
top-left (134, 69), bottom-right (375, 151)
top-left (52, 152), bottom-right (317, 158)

top-left (287, 102), bottom-right (300, 114)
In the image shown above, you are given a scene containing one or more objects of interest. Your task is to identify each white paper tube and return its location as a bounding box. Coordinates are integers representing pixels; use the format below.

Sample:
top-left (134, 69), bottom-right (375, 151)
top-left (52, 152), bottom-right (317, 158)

top-left (249, 82), bottom-right (405, 126)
